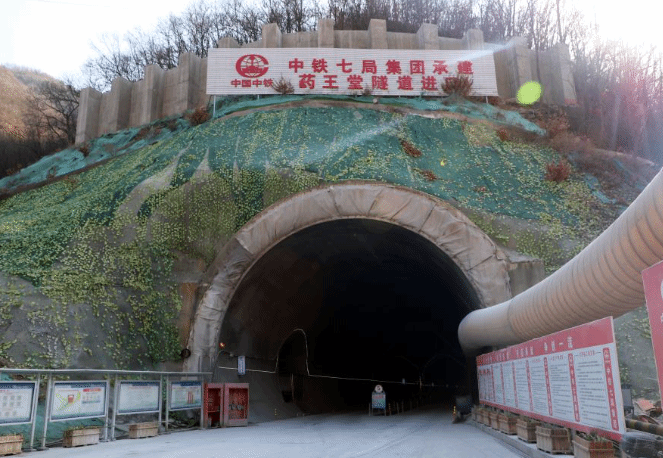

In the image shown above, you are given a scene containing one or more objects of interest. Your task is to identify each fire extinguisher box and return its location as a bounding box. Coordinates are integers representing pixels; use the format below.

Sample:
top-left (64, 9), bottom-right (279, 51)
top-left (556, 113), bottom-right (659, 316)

top-left (223, 383), bottom-right (249, 426)
top-left (204, 383), bottom-right (224, 428)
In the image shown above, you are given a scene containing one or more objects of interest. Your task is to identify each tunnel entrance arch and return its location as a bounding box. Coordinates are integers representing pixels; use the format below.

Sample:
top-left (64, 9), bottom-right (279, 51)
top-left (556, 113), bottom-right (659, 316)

top-left (185, 181), bottom-right (512, 415)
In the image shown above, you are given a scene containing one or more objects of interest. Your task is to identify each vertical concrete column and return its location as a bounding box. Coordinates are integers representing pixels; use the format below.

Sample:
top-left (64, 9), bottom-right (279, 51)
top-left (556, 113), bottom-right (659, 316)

top-left (198, 57), bottom-right (209, 108)
top-left (75, 87), bottom-right (102, 144)
top-left (98, 77), bottom-right (132, 135)
top-left (131, 64), bottom-right (165, 126)
top-left (507, 36), bottom-right (533, 97)
top-left (546, 43), bottom-right (578, 105)
top-left (262, 23), bottom-right (282, 48)
top-left (184, 53), bottom-right (203, 110)
top-left (163, 53), bottom-right (205, 117)
top-left (368, 19), bottom-right (387, 49)
top-left (416, 23), bottom-right (439, 50)
top-left (317, 18), bottom-right (335, 48)
top-left (217, 37), bottom-right (240, 48)
top-left (462, 29), bottom-right (484, 50)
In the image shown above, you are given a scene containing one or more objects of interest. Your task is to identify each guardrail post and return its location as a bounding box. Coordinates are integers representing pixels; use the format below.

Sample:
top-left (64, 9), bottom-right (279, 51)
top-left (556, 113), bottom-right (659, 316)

top-left (111, 374), bottom-right (119, 440)
top-left (199, 376), bottom-right (204, 430)
top-left (102, 375), bottom-right (111, 442)
top-left (158, 374), bottom-right (164, 433)
top-left (28, 372), bottom-right (40, 451)
top-left (165, 375), bottom-right (170, 434)
top-left (39, 374), bottom-right (52, 450)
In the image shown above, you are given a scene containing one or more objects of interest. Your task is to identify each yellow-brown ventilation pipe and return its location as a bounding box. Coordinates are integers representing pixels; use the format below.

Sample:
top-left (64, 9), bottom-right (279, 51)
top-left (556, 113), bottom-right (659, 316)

top-left (458, 166), bottom-right (663, 354)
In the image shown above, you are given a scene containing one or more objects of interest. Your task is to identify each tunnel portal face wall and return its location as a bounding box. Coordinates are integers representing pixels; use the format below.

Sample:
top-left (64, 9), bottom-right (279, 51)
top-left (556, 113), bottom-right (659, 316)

top-left (184, 182), bottom-right (512, 381)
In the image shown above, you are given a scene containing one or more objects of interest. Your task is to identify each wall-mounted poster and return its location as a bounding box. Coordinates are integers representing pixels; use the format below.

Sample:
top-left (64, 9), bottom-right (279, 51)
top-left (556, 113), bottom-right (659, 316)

top-left (0, 382), bottom-right (37, 425)
top-left (477, 317), bottom-right (625, 441)
top-left (118, 381), bottom-right (160, 415)
top-left (50, 381), bottom-right (107, 421)
top-left (169, 381), bottom-right (202, 411)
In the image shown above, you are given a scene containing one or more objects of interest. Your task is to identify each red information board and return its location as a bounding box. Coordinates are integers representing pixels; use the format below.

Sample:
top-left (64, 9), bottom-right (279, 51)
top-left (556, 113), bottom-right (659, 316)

top-left (643, 260), bottom-right (663, 399)
top-left (477, 317), bottom-right (625, 441)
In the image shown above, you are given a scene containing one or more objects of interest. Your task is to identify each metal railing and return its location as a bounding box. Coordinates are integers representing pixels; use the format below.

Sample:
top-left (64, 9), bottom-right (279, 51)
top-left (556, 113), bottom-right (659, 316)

top-left (0, 368), bottom-right (211, 451)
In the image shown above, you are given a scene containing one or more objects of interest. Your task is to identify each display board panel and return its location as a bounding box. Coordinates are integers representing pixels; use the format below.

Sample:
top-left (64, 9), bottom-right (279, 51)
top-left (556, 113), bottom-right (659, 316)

top-left (118, 381), bottom-right (160, 415)
top-left (50, 381), bottom-right (108, 421)
top-left (643, 260), bottom-right (663, 399)
top-left (207, 48), bottom-right (499, 96)
top-left (477, 317), bottom-right (625, 441)
top-left (0, 381), bottom-right (37, 425)
top-left (169, 381), bottom-right (202, 411)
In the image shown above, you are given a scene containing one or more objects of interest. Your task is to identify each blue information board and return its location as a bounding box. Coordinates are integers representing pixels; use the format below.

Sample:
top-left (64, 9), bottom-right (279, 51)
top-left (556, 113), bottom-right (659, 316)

top-left (372, 392), bottom-right (386, 409)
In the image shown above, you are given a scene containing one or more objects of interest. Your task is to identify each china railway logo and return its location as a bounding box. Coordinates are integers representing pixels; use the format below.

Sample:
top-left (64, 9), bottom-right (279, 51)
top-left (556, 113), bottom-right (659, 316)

top-left (235, 54), bottom-right (269, 78)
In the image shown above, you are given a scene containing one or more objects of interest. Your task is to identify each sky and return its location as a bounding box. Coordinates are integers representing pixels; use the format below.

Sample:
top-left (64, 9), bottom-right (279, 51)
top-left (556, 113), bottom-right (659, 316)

top-left (0, 0), bottom-right (661, 82)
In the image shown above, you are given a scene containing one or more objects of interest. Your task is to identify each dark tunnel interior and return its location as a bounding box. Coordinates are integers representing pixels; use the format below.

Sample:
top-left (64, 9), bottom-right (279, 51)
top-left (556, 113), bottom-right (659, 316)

top-left (216, 218), bottom-right (481, 414)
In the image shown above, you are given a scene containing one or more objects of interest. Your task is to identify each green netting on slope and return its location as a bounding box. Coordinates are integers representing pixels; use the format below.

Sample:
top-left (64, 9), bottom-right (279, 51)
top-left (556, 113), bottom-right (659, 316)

top-left (0, 105), bottom-right (589, 285)
top-left (0, 96), bottom-right (543, 195)
top-left (0, 138), bottom-right (185, 284)
top-left (200, 107), bottom-right (571, 221)
top-left (212, 94), bottom-right (547, 136)
top-left (0, 118), bottom-right (190, 193)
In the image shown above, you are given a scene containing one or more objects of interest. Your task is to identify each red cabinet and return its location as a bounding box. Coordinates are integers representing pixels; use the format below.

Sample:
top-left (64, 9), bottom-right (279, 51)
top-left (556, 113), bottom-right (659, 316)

top-left (203, 383), bottom-right (224, 427)
top-left (223, 383), bottom-right (249, 427)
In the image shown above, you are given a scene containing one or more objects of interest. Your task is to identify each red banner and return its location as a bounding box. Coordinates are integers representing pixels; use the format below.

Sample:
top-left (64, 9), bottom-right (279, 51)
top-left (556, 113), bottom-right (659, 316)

top-left (643, 260), bottom-right (663, 400)
top-left (477, 317), bottom-right (625, 441)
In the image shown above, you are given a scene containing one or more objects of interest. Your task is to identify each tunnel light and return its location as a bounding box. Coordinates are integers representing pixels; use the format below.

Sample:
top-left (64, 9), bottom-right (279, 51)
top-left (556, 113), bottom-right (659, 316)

top-left (219, 342), bottom-right (226, 349)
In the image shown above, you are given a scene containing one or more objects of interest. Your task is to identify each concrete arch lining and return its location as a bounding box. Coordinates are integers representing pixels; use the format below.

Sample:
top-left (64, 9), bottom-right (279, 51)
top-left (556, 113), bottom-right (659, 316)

top-left (184, 181), bottom-right (513, 373)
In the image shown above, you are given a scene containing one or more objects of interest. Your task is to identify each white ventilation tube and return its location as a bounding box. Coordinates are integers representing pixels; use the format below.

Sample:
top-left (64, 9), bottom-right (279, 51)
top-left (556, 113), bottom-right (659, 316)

top-left (458, 166), bottom-right (663, 354)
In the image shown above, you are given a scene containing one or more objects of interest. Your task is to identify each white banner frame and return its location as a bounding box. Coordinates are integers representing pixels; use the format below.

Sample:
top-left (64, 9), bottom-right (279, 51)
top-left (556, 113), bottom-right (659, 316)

top-left (49, 381), bottom-right (108, 422)
top-left (207, 48), bottom-right (498, 97)
top-left (0, 381), bottom-right (37, 426)
top-left (169, 381), bottom-right (202, 411)
top-left (117, 380), bottom-right (161, 415)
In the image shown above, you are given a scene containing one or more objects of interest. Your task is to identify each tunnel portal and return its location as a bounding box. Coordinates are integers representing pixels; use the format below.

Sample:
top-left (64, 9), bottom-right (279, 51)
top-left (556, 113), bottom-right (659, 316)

top-left (185, 182), bottom-right (512, 420)
top-left (217, 219), bottom-right (481, 413)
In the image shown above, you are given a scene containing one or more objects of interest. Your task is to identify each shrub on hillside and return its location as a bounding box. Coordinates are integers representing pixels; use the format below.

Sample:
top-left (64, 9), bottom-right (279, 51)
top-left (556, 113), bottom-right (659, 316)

top-left (272, 77), bottom-right (294, 95)
top-left (548, 131), bottom-right (595, 155)
top-left (400, 138), bottom-right (422, 157)
top-left (187, 107), bottom-right (211, 126)
top-left (441, 74), bottom-right (473, 97)
top-left (545, 160), bottom-right (571, 182)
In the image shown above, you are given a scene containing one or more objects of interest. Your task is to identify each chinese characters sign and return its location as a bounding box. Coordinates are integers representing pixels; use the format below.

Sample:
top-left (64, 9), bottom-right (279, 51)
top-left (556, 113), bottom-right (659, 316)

top-left (118, 381), bottom-right (160, 415)
top-left (643, 260), bottom-right (663, 399)
top-left (207, 49), bottom-right (498, 96)
top-left (50, 381), bottom-right (108, 421)
top-left (0, 382), bottom-right (36, 425)
top-left (169, 381), bottom-right (202, 411)
top-left (477, 317), bottom-right (625, 441)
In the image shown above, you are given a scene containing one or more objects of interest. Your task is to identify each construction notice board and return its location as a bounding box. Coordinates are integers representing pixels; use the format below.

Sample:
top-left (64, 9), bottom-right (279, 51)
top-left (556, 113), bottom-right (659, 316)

top-left (477, 317), bottom-right (625, 440)
top-left (643, 260), bottom-right (663, 400)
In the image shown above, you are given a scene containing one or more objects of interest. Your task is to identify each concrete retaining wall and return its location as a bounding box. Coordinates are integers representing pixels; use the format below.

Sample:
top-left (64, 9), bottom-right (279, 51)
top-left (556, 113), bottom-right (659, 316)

top-left (76, 18), bottom-right (577, 144)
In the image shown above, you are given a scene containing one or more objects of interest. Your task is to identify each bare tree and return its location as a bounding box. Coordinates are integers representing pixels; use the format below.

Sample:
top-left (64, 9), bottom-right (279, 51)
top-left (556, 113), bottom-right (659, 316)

top-left (24, 79), bottom-right (79, 146)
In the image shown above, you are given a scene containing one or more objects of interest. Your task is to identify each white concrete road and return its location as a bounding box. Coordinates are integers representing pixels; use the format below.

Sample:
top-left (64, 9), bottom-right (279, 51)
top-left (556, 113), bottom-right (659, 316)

top-left (33, 407), bottom-right (528, 458)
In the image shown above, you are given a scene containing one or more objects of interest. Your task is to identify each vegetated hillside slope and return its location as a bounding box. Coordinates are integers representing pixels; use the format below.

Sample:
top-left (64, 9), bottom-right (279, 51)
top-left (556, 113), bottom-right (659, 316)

top-left (0, 95), bottom-right (657, 371)
top-left (0, 66), bottom-right (32, 138)
top-left (0, 65), bottom-right (60, 138)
